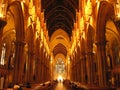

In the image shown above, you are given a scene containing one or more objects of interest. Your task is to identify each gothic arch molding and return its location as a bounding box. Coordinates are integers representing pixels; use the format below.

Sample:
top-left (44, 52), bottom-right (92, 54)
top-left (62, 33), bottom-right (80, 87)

top-left (7, 1), bottom-right (25, 83)
top-left (8, 1), bottom-right (25, 42)
top-left (96, 1), bottom-right (115, 43)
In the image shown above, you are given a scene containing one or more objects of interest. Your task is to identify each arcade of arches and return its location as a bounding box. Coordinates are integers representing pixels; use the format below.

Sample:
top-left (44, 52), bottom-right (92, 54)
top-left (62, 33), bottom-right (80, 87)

top-left (0, 0), bottom-right (120, 89)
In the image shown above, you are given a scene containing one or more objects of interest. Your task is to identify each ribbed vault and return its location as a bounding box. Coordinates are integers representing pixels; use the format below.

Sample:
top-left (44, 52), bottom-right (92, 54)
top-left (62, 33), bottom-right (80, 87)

top-left (42, 0), bottom-right (78, 38)
top-left (53, 43), bottom-right (67, 57)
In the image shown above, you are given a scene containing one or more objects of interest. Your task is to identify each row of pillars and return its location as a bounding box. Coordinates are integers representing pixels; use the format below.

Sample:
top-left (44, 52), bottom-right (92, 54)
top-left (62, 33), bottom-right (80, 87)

top-left (0, 20), bottom-right (51, 87)
top-left (70, 41), bottom-right (107, 87)
top-left (13, 40), bottom-right (51, 84)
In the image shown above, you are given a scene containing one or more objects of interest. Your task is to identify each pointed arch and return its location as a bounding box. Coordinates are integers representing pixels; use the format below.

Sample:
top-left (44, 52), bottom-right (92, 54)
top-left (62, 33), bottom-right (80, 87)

top-left (96, 1), bottom-right (115, 43)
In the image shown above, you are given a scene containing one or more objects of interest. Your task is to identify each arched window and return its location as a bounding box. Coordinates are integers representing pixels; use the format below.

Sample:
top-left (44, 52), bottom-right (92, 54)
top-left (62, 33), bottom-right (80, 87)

top-left (55, 57), bottom-right (65, 74)
top-left (0, 43), bottom-right (6, 65)
top-left (8, 42), bottom-right (15, 69)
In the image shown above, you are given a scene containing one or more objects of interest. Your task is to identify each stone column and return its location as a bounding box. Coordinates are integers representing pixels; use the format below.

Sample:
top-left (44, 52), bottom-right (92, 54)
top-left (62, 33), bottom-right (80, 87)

top-left (80, 57), bottom-right (84, 83)
top-left (75, 53), bottom-right (77, 82)
top-left (26, 51), bottom-right (31, 82)
top-left (30, 52), bottom-right (35, 82)
top-left (46, 56), bottom-right (49, 81)
top-left (13, 41), bottom-right (25, 83)
top-left (96, 41), bottom-right (107, 86)
top-left (40, 47), bottom-right (44, 83)
top-left (78, 59), bottom-right (81, 82)
top-left (41, 63), bottom-right (44, 83)
top-left (73, 55), bottom-right (75, 81)
top-left (35, 38), bottom-right (41, 83)
top-left (81, 56), bottom-right (86, 83)
top-left (43, 50), bottom-right (45, 82)
top-left (44, 53), bottom-right (46, 82)
top-left (42, 48), bottom-right (45, 83)
top-left (36, 57), bottom-right (40, 83)
top-left (70, 56), bottom-right (73, 81)
top-left (86, 51), bottom-right (94, 84)
top-left (39, 46), bottom-right (42, 83)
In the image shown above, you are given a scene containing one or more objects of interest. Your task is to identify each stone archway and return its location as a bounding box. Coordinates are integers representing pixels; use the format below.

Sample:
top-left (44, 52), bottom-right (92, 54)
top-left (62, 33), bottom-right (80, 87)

top-left (7, 1), bottom-right (25, 83)
top-left (105, 19), bottom-right (120, 86)
top-left (96, 1), bottom-right (115, 86)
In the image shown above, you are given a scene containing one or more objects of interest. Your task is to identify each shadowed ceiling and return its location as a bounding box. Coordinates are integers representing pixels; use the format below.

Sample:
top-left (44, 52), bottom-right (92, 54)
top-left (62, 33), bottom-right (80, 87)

top-left (42, 0), bottom-right (78, 38)
top-left (42, 0), bottom-right (78, 57)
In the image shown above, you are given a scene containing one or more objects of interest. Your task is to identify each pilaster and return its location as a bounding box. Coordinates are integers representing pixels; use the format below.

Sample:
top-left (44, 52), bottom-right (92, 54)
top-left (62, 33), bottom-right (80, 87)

top-left (13, 41), bottom-right (25, 83)
top-left (96, 41), bottom-right (107, 86)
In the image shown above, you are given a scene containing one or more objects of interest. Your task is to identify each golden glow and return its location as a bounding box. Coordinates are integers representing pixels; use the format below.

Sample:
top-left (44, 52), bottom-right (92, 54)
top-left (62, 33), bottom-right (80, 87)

top-left (82, 31), bottom-right (85, 39)
top-left (68, 57), bottom-right (70, 64)
top-left (0, 2), bottom-right (6, 19)
top-left (96, 0), bottom-right (98, 3)
top-left (40, 42), bottom-right (43, 48)
top-left (115, 0), bottom-right (120, 20)
top-left (57, 75), bottom-right (63, 82)
top-left (50, 29), bottom-right (70, 52)
top-left (96, 0), bottom-right (100, 13)
top-left (22, 0), bottom-right (25, 3)
top-left (50, 60), bottom-right (53, 64)
top-left (28, 0), bottom-right (36, 21)
top-left (43, 36), bottom-right (50, 55)
top-left (36, 17), bottom-right (40, 30)
top-left (85, 0), bottom-right (92, 22)
top-left (0, 13), bottom-right (3, 18)
top-left (78, 40), bottom-right (80, 47)
top-left (55, 54), bottom-right (65, 62)
top-left (50, 56), bottom-right (54, 64)
top-left (21, 1), bottom-right (24, 15)
top-left (0, 43), bottom-right (6, 65)
top-left (80, 17), bottom-right (84, 31)
top-left (41, 29), bottom-right (43, 40)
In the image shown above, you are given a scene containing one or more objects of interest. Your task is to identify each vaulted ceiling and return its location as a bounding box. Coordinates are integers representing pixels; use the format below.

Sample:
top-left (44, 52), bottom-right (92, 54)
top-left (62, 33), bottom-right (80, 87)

top-left (42, 0), bottom-right (79, 57)
top-left (42, 0), bottom-right (78, 38)
top-left (53, 43), bottom-right (67, 57)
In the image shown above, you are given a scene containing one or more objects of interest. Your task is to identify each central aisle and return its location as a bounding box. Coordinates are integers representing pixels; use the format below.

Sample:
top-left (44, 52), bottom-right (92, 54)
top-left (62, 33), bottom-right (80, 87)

top-left (54, 82), bottom-right (67, 90)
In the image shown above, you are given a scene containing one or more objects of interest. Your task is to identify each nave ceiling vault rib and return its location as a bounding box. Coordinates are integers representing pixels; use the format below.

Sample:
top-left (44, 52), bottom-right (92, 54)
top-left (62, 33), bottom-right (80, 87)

top-left (41, 0), bottom-right (78, 57)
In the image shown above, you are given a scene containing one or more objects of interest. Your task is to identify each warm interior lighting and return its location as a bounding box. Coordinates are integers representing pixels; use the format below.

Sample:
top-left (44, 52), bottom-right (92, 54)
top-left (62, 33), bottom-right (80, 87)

top-left (96, 0), bottom-right (98, 3)
top-left (0, 43), bottom-right (6, 65)
top-left (68, 60), bottom-right (70, 64)
top-left (50, 57), bottom-right (53, 64)
top-left (85, 0), bottom-right (92, 22)
top-left (40, 41), bottom-right (43, 48)
top-left (67, 57), bottom-right (70, 64)
top-left (78, 40), bottom-right (80, 47)
top-left (118, 13), bottom-right (120, 17)
top-left (22, 0), bottom-right (25, 3)
top-left (0, 3), bottom-right (6, 20)
top-left (57, 75), bottom-right (63, 82)
top-left (0, 13), bottom-right (3, 18)
top-left (115, 0), bottom-right (120, 20)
